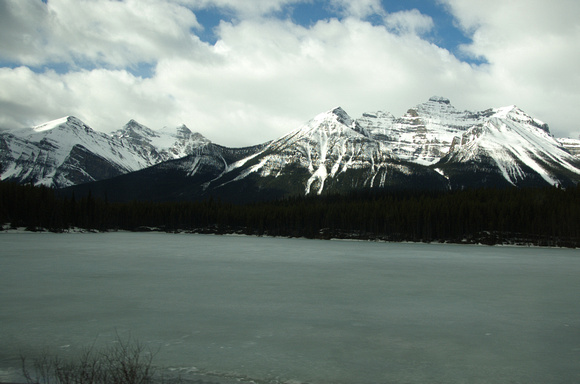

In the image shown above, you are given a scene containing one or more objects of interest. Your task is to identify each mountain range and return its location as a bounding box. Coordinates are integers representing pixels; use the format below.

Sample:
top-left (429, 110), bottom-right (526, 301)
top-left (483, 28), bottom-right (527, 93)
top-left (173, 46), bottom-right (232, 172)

top-left (1, 96), bottom-right (579, 203)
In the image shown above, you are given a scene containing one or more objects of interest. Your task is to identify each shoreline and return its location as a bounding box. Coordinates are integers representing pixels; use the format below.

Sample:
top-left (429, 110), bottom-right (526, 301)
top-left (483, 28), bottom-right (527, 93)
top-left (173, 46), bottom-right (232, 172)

top-left (1, 225), bottom-right (577, 249)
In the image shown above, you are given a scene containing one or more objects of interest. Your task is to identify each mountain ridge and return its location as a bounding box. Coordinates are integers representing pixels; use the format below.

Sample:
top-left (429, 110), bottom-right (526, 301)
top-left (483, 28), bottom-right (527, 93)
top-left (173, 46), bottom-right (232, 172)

top-left (0, 116), bottom-right (217, 188)
top-left (2, 96), bottom-right (580, 203)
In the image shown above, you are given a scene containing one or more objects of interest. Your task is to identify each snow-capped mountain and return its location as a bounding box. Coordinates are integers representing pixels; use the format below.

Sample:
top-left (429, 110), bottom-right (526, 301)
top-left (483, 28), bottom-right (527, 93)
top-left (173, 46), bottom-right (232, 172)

top-left (111, 120), bottom-right (211, 166)
top-left (63, 106), bottom-right (448, 203)
top-left (215, 107), bottom-right (395, 195)
top-left (199, 98), bottom-right (580, 198)
top-left (435, 106), bottom-right (580, 188)
top-left (358, 96), bottom-right (492, 165)
top-left (3, 96), bottom-right (580, 203)
top-left (61, 142), bottom-right (270, 202)
top-left (558, 137), bottom-right (580, 157)
top-left (205, 107), bottom-right (447, 198)
top-left (0, 116), bottom-right (211, 188)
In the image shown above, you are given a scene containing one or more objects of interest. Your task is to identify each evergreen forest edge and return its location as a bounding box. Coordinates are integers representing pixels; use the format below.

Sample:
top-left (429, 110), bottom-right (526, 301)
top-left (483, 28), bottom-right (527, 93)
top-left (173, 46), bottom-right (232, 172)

top-left (1, 180), bottom-right (579, 248)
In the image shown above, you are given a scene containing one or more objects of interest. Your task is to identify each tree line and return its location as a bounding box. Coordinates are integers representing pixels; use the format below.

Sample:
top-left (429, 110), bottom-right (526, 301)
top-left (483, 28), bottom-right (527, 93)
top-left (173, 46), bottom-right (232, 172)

top-left (1, 180), bottom-right (579, 247)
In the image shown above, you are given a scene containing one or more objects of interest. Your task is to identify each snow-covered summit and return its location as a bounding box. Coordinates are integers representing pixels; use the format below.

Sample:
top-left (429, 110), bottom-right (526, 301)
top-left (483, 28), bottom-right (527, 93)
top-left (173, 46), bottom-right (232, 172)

top-left (490, 105), bottom-right (550, 133)
top-left (0, 116), bottom-right (212, 188)
top-left (118, 119), bottom-right (156, 137)
top-left (266, 107), bottom-right (369, 156)
top-left (328, 106), bottom-right (356, 127)
top-left (428, 96), bottom-right (451, 104)
top-left (2, 96), bottom-right (579, 195)
top-left (112, 120), bottom-right (211, 163)
top-left (412, 96), bottom-right (482, 129)
top-left (13, 116), bottom-right (96, 139)
top-left (222, 106), bottom-right (394, 195)
top-left (218, 97), bottom-right (580, 196)
top-left (32, 116), bottom-right (74, 132)
top-left (439, 108), bottom-right (580, 187)
top-left (294, 107), bottom-right (357, 133)
top-left (355, 97), bottom-right (560, 167)
top-left (356, 97), bottom-right (480, 165)
top-left (160, 124), bottom-right (199, 140)
top-left (0, 116), bottom-right (149, 187)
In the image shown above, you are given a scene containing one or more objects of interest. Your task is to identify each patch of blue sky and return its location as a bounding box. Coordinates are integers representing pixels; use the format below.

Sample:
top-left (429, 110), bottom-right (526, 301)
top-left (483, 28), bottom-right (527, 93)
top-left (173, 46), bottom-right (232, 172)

top-left (126, 62), bottom-right (156, 79)
top-left (193, 7), bottom-right (235, 45)
top-left (380, 0), bottom-right (487, 65)
top-left (0, 59), bottom-right (156, 79)
top-left (280, 1), bottom-right (336, 27)
top-left (0, 60), bottom-right (71, 75)
top-left (38, 0), bottom-right (485, 65)
top-left (191, 3), bottom-right (336, 44)
top-left (31, 1), bottom-right (486, 71)
top-left (190, 0), bottom-right (487, 66)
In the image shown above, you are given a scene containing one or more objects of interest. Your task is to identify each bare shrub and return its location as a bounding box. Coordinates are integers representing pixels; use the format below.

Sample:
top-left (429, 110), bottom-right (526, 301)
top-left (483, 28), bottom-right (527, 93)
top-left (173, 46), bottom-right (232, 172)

top-left (21, 335), bottom-right (164, 384)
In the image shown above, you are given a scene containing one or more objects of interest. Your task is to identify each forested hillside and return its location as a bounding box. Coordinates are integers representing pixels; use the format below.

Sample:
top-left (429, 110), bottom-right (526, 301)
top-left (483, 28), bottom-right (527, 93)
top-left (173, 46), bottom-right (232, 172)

top-left (1, 181), bottom-right (579, 247)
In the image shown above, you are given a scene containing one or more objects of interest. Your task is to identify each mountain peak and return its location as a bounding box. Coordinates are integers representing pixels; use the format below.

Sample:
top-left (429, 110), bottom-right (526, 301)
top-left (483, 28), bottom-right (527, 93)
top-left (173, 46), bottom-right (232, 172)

top-left (428, 96), bottom-right (451, 104)
top-left (177, 124), bottom-right (191, 133)
top-left (123, 119), bottom-right (148, 130)
top-left (491, 105), bottom-right (518, 117)
top-left (491, 105), bottom-right (550, 133)
top-left (66, 116), bottom-right (85, 124)
top-left (307, 107), bottom-right (354, 128)
top-left (119, 120), bottom-right (157, 139)
top-left (159, 124), bottom-right (193, 135)
top-left (331, 106), bottom-right (348, 115)
top-left (415, 96), bottom-right (458, 117)
top-left (329, 106), bottom-right (354, 126)
top-left (32, 117), bottom-right (68, 132)
top-left (32, 116), bottom-right (87, 132)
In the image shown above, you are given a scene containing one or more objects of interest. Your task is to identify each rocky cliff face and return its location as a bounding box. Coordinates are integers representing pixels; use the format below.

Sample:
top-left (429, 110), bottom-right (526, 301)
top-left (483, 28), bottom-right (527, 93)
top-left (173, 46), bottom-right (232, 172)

top-left (357, 96), bottom-right (494, 165)
top-left (558, 137), bottom-right (580, 157)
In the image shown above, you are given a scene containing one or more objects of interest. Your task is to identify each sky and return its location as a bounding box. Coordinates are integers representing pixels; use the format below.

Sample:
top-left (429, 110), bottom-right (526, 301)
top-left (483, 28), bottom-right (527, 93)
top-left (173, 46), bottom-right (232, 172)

top-left (0, 0), bottom-right (579, 146)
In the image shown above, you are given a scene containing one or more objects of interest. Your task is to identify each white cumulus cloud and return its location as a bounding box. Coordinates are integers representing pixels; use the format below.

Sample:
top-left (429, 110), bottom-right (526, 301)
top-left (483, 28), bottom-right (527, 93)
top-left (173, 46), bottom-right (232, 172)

top-left (0, 0), bottom-right (578, 146)
top-left (385, 9), bottom-right (434, 36)
top-left (440, 0), bottom-right (580, 138)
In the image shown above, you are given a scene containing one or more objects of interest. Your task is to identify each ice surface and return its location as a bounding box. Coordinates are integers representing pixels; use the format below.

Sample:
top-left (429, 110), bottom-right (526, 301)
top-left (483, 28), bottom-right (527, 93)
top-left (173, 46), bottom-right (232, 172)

top-left (1, 233), bottom-right (579, 384)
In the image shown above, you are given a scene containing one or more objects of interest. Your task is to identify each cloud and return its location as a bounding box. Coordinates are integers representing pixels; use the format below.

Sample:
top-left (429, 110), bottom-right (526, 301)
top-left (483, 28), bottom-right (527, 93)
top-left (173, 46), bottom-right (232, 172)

top-left (384, 9), bottom-right (434, 36)
top-left (0, 66), bottom-right (178, 132)
top-left (176, 0), bottom-right (308, 18)
top-left (0, 0), bottom-right (578, 147)
top-left (440, 0), bottom-right (580, 138)
top-left (0, 10), bottom-right (479, 146)
top-left (328, 0), bottom-right (384, 19)
top-left (0, 1), bottom-right (50, 66)
top-left (0, 0), bottom-right (204, 68)
top-left (144, 16), bottom-right (485, 145)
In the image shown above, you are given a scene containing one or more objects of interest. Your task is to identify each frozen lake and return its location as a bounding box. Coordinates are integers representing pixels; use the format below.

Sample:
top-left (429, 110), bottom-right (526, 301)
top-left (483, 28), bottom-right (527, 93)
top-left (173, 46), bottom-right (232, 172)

top-left (0, 232), bottom-right (579, 383)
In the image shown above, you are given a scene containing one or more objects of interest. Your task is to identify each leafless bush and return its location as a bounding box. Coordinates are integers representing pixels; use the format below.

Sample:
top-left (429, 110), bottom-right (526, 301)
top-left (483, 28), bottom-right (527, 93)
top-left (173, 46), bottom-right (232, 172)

top-left (21, 335), bottom-right (166, 384)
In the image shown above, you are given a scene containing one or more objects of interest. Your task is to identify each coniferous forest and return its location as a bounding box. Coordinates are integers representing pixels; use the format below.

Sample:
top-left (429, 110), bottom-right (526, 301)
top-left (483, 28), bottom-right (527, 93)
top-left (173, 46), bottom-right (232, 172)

top-left (1, 180), bottom-right (579, 247)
